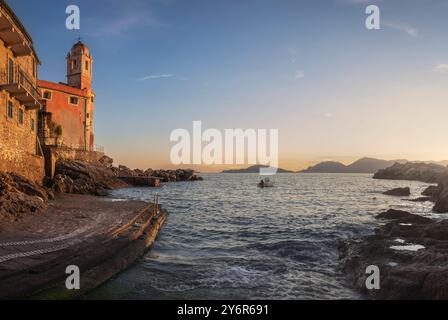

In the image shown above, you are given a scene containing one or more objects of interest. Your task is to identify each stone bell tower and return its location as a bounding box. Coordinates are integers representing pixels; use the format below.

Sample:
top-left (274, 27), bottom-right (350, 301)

top-left (65, 40), bottom-right (96, 151)
top-left (67, 40), bottom-right (93, 90)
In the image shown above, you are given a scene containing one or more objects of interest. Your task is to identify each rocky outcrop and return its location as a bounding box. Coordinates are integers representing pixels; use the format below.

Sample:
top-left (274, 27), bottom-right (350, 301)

top-left (373, 162), bottom-right (448, 183)
top-left (98, 155), bottom-right (114, 168)
top-left (0, 173), bottom-right (53, 224)
top-left (376, 209), bottom-right (431, 224)
top-left (48, 160), bottom-right (129, 196)
top-left (374, 163), bottom-right (448, 213)
top-left (383, 187), bottom-right (411, 197)
top-left (47, 157), bottom-right (204, 196)
top-left (434, 176), bottom-right (448, 213)
top-left (108, 162), bottom-right (203, 183)
top-left (422, 185), bottom-right (440, 197)
top-left (115, 168), bottom-right (203, 183)
top-left (340, 209), bottom-right (448, 299)
top-left (153, 169), bottom-right (203, 182)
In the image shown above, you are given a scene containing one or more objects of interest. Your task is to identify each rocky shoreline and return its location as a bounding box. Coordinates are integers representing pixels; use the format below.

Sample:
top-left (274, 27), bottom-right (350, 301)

top-left (341, 162), bottom-right (448, 300)
top-left (375, 162), bottom-right (448, 213)
top-left (1, 155), bottom-right (203, 225)
top-left (339, 208), bottom-right (448, 299)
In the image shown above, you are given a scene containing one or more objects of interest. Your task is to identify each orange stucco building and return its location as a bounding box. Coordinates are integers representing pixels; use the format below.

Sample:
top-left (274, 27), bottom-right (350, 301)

top-left (39, 41), bottom-right (96, 151)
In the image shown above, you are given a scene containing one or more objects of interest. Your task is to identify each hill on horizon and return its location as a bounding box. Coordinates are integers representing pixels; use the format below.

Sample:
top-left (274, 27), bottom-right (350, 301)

top-left (221, 165), bottom-right (294, 174)
top-left (299, 157), bottom-right (408, 174)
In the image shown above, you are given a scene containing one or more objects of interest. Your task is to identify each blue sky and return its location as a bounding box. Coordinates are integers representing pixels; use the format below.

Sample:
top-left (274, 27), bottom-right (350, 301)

top-left (9, 0), bottom-right (448, 170)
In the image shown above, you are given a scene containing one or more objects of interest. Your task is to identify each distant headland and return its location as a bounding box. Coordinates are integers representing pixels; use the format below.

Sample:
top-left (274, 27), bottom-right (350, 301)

top-left (221, 165), bottom-right (294, 174)
top-left (220, 158), bottom-right (448, 174)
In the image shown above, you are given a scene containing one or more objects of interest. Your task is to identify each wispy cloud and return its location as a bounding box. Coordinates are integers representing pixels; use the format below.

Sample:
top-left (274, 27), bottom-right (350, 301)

top-left (295, 70), bottom-right (305, 80)
top-left (137, 74), bottom-right (189, 81)
top-left (383, 21), bottom-right (419, 37)
top-left (433, 64), bottom-right (448, 74)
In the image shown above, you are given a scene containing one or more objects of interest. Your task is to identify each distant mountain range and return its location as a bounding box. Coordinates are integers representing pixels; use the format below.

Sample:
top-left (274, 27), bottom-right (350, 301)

top-left (220, 158), bottom-right (448, 174)
top-left (221, 165), bottom-right (294, 174)
top-left (299, 158), bottom-right (407, 174)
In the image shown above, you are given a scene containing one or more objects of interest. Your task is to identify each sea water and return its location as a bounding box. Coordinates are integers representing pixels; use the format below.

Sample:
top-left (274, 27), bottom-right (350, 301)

top-left (86, 173), bottom-right (435, 300)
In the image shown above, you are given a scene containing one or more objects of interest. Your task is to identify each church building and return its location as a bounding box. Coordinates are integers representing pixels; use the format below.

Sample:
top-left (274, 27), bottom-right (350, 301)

top-left (39, 40), bottom-right (96, 151)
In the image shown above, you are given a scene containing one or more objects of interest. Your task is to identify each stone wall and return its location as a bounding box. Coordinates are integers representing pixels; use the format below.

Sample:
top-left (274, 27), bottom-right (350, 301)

top-left (0, 91), bottom-right (44, 183)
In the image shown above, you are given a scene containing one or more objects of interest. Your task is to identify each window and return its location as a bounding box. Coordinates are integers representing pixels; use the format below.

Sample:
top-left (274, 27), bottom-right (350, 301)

top-left (43, 91), bottom-right (52, 100)
top-left (72, 59), bottom-right (77, 69)
top-left (7, 101), bottom-right (13, 119)
top-left (8, 58), bottom-right (14, 83)
top-left (69, 96), bottom-right (79, 105)
top-left (86, 113), bottom-right (90, 119)
top-left (19, 109), bottom-right (24, 125)
top-left (31, 118), bottom-right (35, 131)
top-left (85, 61), bottom-right (89, 71)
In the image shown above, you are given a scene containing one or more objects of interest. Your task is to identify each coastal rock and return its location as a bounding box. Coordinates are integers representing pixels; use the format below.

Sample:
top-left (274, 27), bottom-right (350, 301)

top-left (51, 174), bottom-right (74, 194)
top-left (383, 187), bottom-right (411, 197)
top-left (340, 209), bottom-right (448, 299)
top-left (116, 165), bottom-right (137, 177)
top-left (408, 197), bottom-right (433, 203)
top-left (433, 177), bottom-right (448, 213)
top-left (98, 155), bottom-right (114, 168)
top-left (52, 160), bottom-right (129, 196)
top-left (373, 162), bottom-right (448, 183)
top-left (151, 169), bottom-right (202, 182)
top-left (52, 156), bottom-right (203, 189)
top-left (422, 186), bottom-right (440, 197)
top-left (376, 209), bottom-right (432, 224)
top-left (0, 173), bottom-right (52, 224)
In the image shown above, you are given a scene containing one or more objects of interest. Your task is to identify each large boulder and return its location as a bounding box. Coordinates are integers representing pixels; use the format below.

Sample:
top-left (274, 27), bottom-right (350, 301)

top-left (51, 174), bottom-right (74, 194)
top-left (433, 176), bottom-right (448, 213)
top-left (98, 155), bottom-right (114, 168)
top-left (383, 187), bottom-right (411, 197)
top-left (116, 165), bottom-right (137, 177)
top-left (376, 209), bottom-right (432, 224)
top-left (51, 160), bottom-right (129, 196)
top-left (0, 173), bottom-right (52, 224)
top-left (422, 186), bottom-right (440, 197)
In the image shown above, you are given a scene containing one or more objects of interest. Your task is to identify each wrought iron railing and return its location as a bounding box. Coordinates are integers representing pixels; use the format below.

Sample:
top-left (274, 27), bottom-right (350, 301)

top-left (0, 64), bottom-right (41, 103)
top-left (43, 137), bottom-right (104, 153)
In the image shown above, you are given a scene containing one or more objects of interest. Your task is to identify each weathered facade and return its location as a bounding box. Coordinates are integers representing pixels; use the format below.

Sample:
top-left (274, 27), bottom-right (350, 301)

top-left (0, 0), bottom-right (44, 182)
top-left (39, 41), bottom-right (96, 151)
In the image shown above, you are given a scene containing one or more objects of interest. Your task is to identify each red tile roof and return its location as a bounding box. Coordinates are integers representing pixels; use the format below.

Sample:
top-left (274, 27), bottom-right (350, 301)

top-left (38, 80), bottom-right (88, 97)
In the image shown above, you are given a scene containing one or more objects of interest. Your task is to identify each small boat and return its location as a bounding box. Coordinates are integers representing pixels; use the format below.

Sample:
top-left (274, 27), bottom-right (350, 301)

top-left (258, 178), bottom-right (274, 188)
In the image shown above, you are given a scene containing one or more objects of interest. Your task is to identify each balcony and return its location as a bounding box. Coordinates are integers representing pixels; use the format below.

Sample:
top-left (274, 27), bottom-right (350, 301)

top-left (0, 5), bottom-right (33, 56)
top-left (0, 65), bottom-right (41, 110)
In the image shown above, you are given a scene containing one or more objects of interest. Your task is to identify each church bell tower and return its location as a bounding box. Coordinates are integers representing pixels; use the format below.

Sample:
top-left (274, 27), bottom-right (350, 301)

top-left (66, 40), bottom-right (93, 90)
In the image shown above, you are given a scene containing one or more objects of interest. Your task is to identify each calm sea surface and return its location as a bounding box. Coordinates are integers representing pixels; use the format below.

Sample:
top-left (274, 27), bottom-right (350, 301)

top-left (86, 173), bottom-right (437, 300)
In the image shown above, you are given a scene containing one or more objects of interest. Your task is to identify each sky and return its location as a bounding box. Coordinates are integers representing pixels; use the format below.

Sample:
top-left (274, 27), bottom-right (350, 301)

top-left (9, 0), bottom-right (448, 171)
